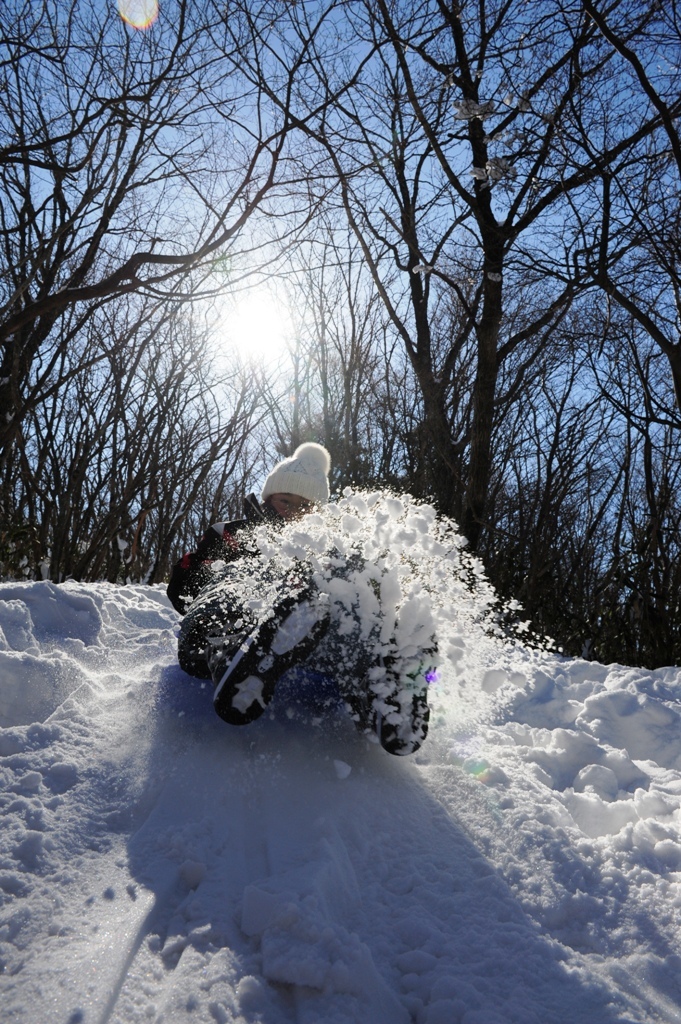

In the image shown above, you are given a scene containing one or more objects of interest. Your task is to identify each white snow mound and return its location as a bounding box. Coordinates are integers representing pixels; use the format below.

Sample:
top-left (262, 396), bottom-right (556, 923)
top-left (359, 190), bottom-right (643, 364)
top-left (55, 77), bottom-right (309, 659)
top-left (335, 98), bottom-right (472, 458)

top-left (1, 489), bottom-right (681, 1023)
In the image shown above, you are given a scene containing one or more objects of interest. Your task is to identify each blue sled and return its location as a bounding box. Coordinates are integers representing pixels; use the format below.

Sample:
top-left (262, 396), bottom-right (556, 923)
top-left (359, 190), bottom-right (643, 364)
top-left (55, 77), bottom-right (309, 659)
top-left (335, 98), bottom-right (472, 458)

top-left (158, 665), bottom-right (343, 722)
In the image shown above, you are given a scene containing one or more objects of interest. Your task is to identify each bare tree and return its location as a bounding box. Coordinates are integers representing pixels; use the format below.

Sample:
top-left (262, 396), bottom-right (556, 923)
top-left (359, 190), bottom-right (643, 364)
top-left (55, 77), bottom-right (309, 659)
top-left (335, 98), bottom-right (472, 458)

top-left (229, 0), bottom-right (667, 548)
top-left (225, 218), bottom-right (395, 492)
top-left (3, 301), bottom-right (263, 582)
top-left (584, 308), bottom-right (681, 666)
top-left (0, 0), bottom-right (304, 458)
top-left (285, 229), bottom-right (396, 486)
top-left (578, 0), bottom-right (681, 408)
top-left (480, 290), bottom-right (681, 667)
top-left (484, 324), bottom-right (623, 648)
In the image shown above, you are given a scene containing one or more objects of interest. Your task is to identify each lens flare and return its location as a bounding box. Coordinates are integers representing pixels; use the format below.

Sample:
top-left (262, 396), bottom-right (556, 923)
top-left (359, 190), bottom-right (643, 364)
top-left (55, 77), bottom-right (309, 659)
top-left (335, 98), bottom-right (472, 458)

top-left (118, 0), bottom-right (159, 30)
top-left (464, 758), bottom-right (495, 784)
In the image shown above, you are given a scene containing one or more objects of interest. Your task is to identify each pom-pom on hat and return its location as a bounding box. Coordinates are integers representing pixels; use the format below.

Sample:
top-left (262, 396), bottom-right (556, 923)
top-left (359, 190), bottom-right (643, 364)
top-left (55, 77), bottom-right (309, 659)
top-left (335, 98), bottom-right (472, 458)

top-left (261, 442), bottom-right (331, 505)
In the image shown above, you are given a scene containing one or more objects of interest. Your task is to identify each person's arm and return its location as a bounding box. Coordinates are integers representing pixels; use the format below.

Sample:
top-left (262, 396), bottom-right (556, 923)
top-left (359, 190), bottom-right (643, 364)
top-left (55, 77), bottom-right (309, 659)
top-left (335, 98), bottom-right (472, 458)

top-left (166, 521), bottom-right (245, 614)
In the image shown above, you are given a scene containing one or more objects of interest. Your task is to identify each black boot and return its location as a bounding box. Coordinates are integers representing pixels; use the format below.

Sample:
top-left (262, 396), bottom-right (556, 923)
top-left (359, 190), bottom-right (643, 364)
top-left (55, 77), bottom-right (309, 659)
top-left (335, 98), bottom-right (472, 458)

top-left (210, 594), bottom-right (329, 725)
top-left (373, 684), bottom-right (431, 755)
top-left (346, 651), bottom-right (435, 755)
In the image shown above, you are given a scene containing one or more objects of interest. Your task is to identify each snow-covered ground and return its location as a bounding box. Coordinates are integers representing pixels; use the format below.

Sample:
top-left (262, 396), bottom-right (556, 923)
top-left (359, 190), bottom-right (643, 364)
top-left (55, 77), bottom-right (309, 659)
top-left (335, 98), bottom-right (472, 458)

top-left (2, 491), bottom-right (681, 1024)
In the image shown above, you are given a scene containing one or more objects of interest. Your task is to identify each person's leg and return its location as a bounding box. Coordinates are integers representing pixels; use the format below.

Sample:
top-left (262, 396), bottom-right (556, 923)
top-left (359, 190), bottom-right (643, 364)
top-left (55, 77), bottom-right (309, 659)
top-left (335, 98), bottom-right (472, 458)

top-left (209, 576), bottom-right (330, 725)
top-left (177, 585), bottom-right (248, 680)
top-left (329, 639), bottom-right (436, 755)
top-left (371, 656), bottom-right (434, 755)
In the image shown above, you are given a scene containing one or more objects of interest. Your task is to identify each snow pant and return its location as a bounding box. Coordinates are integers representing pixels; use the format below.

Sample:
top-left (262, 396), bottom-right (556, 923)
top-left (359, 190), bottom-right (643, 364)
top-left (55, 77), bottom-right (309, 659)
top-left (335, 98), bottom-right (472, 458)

top-left (177, 568), bottom-right (375, 705)
top-left (177, 583), bottom-right (246, 680)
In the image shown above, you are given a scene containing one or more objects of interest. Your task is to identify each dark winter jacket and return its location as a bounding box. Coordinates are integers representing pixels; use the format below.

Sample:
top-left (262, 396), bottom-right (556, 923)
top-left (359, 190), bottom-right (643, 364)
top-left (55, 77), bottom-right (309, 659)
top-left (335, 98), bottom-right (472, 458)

top-left (167, 494), bottom-right (278, 614)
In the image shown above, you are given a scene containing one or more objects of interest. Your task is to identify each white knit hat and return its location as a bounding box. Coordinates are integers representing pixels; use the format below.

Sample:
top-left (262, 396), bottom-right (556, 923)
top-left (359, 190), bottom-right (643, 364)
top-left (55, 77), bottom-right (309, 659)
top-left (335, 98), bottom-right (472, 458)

top-left (261, 442), bottom-right (331, 504)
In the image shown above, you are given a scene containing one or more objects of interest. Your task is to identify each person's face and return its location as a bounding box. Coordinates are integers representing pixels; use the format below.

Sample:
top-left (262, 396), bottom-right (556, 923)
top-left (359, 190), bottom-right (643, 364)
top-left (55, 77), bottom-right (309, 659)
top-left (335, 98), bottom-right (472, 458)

top-left (267, 492), bottom-right (313, 520)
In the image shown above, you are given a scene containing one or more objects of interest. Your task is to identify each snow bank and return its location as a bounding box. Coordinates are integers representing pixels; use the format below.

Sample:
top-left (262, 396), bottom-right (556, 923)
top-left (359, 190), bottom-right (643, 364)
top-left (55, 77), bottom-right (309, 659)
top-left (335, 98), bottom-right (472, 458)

top-left (1, 490), bottom-right (681, 1023)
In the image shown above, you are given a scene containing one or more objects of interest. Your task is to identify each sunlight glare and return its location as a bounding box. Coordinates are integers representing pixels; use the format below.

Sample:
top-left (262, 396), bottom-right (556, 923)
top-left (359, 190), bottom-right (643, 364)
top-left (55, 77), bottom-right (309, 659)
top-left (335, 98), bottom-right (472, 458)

top-left (118, 0), bottom-right (159, 30)
top-left (221, 290), bottom-right (292, 366)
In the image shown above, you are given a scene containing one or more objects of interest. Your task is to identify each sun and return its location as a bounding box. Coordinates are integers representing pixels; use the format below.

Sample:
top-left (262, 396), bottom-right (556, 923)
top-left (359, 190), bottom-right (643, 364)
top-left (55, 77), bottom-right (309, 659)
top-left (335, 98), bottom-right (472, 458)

top-left (218, 288), bottom-right (293, 367)
top-left (118, 0), bottom-right (159, 30)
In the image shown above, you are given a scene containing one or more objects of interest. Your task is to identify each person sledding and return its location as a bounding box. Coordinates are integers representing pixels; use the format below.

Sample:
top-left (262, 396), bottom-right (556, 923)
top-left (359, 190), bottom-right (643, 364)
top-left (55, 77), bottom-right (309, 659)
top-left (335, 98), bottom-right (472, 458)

top-left (167, 443), bottom-right (433, 755)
